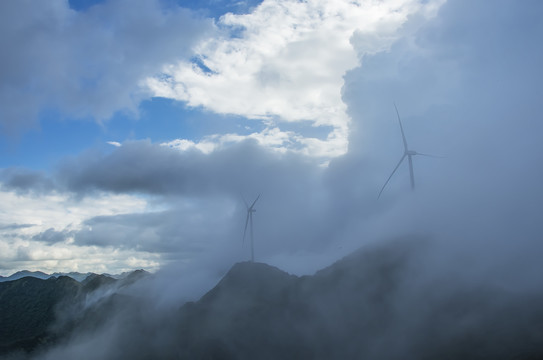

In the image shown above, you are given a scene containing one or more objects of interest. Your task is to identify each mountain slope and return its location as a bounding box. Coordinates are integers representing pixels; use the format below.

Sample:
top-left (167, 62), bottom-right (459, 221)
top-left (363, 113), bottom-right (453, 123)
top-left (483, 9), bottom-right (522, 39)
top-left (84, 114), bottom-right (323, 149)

top-left (172, 242), bottom-right (415, 360)
top-left (0, 276), bottom-right (81, 354)
top-left (0, 270), bottom-right (150, 357)
top-left (2, 241), bottom-right (543, 359)
top-left (173, 240), bottom-right (543, 360)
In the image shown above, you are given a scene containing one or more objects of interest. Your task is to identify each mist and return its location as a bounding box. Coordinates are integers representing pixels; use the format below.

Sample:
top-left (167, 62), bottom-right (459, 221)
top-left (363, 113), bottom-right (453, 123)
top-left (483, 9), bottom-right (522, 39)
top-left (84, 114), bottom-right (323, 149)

top-left (4, 0), bottom-right (543, 358)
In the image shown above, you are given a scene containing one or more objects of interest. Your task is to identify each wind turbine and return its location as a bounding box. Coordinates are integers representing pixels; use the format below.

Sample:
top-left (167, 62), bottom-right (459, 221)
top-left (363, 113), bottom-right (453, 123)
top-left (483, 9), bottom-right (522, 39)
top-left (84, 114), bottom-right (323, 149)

top-left (242, 194), bottom-right (260, 262)
top-left (378, 104), bottom-right (438, 198)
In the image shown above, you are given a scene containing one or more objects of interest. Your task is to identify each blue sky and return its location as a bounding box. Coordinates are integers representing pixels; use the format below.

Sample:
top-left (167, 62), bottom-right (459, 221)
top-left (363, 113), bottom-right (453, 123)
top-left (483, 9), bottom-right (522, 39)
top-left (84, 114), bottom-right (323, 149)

top-left (1, 97), bottom-right (262, 170)
top-left (1, 0), bottom-right (543, 284)
top-left (1, 0), bottom-right (266, 170)
top-left (70, 0), bottom-right (265, 17)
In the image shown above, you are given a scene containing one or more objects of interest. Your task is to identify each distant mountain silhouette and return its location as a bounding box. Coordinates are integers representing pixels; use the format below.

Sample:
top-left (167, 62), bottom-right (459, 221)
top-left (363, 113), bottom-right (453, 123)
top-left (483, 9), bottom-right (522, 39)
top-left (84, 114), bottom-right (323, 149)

top-left (51, 271), bottom-right (94, 282)
top-left (0, 270), bottom-right (51, 282)
top-left (0, 269), bottom-right (149, 283)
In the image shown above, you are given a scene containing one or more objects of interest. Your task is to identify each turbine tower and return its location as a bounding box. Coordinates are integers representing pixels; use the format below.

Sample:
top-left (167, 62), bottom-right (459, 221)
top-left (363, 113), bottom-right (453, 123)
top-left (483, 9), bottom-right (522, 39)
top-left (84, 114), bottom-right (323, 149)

top-left (378, 104), bottom-right (438, 198)
top-left (242, 194), bottom-right (260, 262)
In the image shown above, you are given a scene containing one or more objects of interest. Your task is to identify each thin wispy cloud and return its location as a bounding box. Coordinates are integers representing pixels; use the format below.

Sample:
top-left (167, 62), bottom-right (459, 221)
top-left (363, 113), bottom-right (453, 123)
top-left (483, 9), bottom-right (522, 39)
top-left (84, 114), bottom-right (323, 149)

top-left (107, 141), bottom-right (122, 147)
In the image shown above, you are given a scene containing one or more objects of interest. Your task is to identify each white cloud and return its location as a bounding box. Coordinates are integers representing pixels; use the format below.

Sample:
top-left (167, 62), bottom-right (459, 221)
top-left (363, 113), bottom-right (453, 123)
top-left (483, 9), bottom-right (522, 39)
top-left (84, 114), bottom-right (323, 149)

top-left (0, 189), bottom-right (159, 275)
top-left (147, 0), bottom-right (444, 158)
top-left (0, 191), bottom-right (147, 233)
top-left (162, 127), bottom-right (298, 154)
top-left (3, 238), bottom-right (162, 275)
top-left (162, 126), bottom-right (353, 159)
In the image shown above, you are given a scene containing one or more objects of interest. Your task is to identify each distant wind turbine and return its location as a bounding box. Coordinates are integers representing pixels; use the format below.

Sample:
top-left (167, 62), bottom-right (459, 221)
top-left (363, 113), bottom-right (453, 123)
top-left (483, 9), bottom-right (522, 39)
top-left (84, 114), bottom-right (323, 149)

top-left (378, 104), bottom-right (440, 198)
top-left (242, 194), bottom-right (260, 262)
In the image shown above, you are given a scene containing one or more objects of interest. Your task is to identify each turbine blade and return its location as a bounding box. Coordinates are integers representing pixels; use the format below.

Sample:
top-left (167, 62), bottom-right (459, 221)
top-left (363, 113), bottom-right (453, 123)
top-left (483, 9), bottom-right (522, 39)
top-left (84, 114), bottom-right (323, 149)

top-left (394, 103), bottom-right (409, 152)
top-left (378, 154), bottom-right (406, 199)
top-left (416, 152), bottom-right (444, 158)
top-left (242, 212), bottom-right (250, 244)
top-left (240, 194), bottom-right (249, 209)
top-left (408, 154), bottom-right (415, 190)
top-left (249, 193), bottom-right (261, 210)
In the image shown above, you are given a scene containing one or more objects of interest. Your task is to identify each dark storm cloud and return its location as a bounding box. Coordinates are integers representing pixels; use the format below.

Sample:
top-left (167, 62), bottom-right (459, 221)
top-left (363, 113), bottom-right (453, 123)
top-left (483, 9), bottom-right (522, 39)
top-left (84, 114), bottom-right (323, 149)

top-left (5, 137), bottom-right (333, 271)
top-left (32, 228), bottom-right (72, 245)
top-left (72, 204), bottom-right (235, 254)
top-left (0, 223), bottom-right (35, 231)
top-left (0, 0), bottom-right (212, 135)
top-left (52, 139), bottom-right (335, 267)
top-left (0, 168), bottom-right (56, 194)
top-left (57, 139), bottom-right (322, 197)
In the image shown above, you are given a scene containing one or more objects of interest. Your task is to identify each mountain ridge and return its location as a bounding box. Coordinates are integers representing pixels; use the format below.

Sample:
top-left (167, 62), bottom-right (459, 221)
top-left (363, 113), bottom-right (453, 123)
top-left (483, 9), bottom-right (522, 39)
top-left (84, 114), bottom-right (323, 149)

top-left (2, 240), bottom-right (543, 359)
top-left (173, 240), bottom-right (543, 359)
